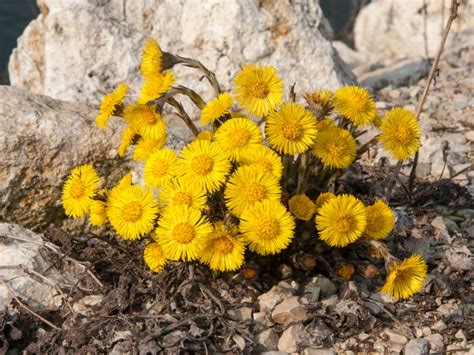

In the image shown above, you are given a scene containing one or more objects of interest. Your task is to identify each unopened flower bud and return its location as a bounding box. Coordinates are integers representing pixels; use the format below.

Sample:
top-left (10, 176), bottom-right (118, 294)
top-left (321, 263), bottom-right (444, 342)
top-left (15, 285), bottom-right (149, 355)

top-left (240, 264), bottom-right (258, 281)
top-left (337, 263), bottom-right (355, 281)
top-left (364, 264), bottom-right (379, 279)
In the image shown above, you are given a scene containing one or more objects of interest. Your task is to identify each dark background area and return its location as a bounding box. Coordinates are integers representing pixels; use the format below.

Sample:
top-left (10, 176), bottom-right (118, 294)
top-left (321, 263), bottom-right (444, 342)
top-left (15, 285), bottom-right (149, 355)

top-left (0, 0), bottom-right (368, 85)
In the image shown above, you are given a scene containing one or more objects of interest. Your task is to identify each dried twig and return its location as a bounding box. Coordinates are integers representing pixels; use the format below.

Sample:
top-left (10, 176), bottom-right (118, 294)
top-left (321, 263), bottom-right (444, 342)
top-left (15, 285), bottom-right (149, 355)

top-left (408, 0), bottom-right (460, 194)
top-left (0, 277), bottom-right (61, 331)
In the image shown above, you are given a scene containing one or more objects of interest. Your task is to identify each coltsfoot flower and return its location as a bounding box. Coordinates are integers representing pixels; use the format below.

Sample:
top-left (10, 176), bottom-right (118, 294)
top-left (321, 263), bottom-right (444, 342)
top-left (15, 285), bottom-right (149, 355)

top-left (364, 200), bottom-right (396, 240)
top-left (144, 148), bottom-right (178, 189)
top-left (62, 164), bottom-right (100, 218)
top-left (381, 255), bottom-right (427, 300)
top-left (143, 241), bottom-right (168, 272)
top-left (288, 194), bottom-right (315, 221)
top-left (96, 83), bottom-right (128, 128)
top-left (200, 92), bottom-right (233, 125)
top-left (312, 126), bottom-right (356, 169)
top-left (240, 145), bottom-right (283, 179)
top-left (158, 178), bottom-right (207, 210)
top-left (333, 86), bottom-right (376, 125)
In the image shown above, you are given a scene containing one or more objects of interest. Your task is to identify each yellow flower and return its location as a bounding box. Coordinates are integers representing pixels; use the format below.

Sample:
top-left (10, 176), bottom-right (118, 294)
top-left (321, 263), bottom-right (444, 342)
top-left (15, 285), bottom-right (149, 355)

top-left (89, 200), bottom-right (107, 226)
top-left (158, 178), bottom-right (207, 210)
top-left (106, 185), bottom-right (159, 240)
top-left (133, 135), bottom-right (167, 161)
top-left (199, 222), bottom-right (245, 272)
top-left (195, 130), bottom-right (213, 141)
top-left (312, 126), bottom-right (356, 169)
top-left (155, 205), bottom-right (213, 261)
top-left (138, 71), bottom-right (176, 104)
top-left (176, 140), bottom-right (231, 193)
top-left (304, 89), bottom-right (334, 117)
top-left (141, 38), bottom-right (164, 79)
top-left (365, 200), bottom-right (396, 240)
top-left (240, 200), bottom-right (295, 255)
top-left (233, 64), bottom-right (283, 116)
top-left (143, 242), bottom-right (168, 272)
top-left (381, 255), bottom-right (427, 300)
top-left (62, 164), bottom-right (100, 218)
top-left (288, 194), bottom-right (315, 221)
top-left (224, 165), bottom-right (281, 217)
top-left (200, 92), bottom-right (233, 125)
top-left (315, 194), bottom-right (367, 247)
top-left (112, 172), bottom-right (133, 193)
top-left (96, 83), bottom-right (128, 128)
top-left (316, 117), bottom-right (336, 132)
top-left (240, 145), bottom-right (283, 179)
top-left (379, 107), bottom-right (421, 161)
top-left (118, 126), bottom-right (137, 157)
top-left (144, 148), bottom-right (178, 189)
top-left (314, 192), bottom-right (336, 213)
top-left (124, 103), bottom-right (166, 140)
top-left (266, 103), bottom-right (318, 155)
top-left (214, 117), bottom-right (262, 161)
top-left (333, 86), bottom-right (376, 125)
top-left (337, 263), bottom-right (355, 281)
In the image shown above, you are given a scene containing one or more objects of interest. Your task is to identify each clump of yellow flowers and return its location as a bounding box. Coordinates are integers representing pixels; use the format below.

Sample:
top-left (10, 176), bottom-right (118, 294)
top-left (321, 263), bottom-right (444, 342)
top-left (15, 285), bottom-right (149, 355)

top-left (62, 38), bottom-right (427, 301)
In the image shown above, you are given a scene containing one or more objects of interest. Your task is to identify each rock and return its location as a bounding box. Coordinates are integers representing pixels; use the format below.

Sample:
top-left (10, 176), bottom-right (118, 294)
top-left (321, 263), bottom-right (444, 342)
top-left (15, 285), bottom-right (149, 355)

top-left (359, 57), bottom-right (431, 90)
top-left (255, 329), bottom-right (279, 351)
top-left (354, 0), bottom-right (474, 61)
top-left (333, 41), bottom-right (366, 69)
top-left (302, 348), bottom-right (336, 355)
top-left (271, 296), bottom-right (308, 324)
top-left (227, 306), bottom-right (253, 321)
top-left (425, 334), bottom-right (444, 354)
top-left (306, 275), bottom-right (337, 298)
top-left (233, 334), bottom-right (246, 351)
top-left (445, 245), bottom-right (473, 271)
top-left (383, 328), bottom-right (408, 345)
top-left (0, 86), bottom-right (127, 230)
top-left (258, 284), bottom-right (294, 312)
top-left (404, 338), bottom-right (429, 355)
top-left (0, 223), bottom-right (77, 313)
top-left (437, 301), bottom-right (462, 317)
top-left (278, 323), bottom-right (306, 353)
top-left (431, 320), bottom-right (447, 332)
top-left (10, 0), bottom-right (355, 105)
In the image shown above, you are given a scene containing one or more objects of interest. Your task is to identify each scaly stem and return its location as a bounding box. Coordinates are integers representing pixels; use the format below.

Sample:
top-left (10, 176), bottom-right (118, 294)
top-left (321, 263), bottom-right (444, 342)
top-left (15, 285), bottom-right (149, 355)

top-left (384, 160), bottom-right (403, 201)
top-left (175, 55), bottom-right (221, 96)
top-left (168, 98), bottom-right (200, 137)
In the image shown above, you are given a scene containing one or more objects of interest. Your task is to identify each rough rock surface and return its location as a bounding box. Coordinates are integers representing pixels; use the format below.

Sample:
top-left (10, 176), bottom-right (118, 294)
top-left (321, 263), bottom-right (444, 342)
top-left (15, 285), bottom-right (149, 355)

top-left (9, 0), bottom-right (355, 105)
top-left (0, 86), bottom-right (128, 230)
top-left (354, 0), bottom-right (474, 61)
top-left (0, 223), bottom-right (76, 313)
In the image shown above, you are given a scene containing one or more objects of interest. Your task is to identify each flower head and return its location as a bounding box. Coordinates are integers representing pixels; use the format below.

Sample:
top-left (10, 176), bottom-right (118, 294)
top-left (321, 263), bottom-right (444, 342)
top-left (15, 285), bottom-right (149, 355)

top-left (381, 255), bottom-right (427, 300)
top-left (143, 242), bottom-right (168, 272)
top-left (176, 140), bottom-right (231, 192)
top-left (118, 126), bottom-right (137, 157)
top-left (266, 103), bottom-right (318, 155)
top-left (312, 126), bottom-right (356, 169)
top-left (155, 205), bottom-right (213, 261)
top-left (144, 148), bottom-right (177, 189)
top-left (240, 145), bottom-right (283, 179)
top-left (337, 263), bottom-right (355, 280)
top-left (304, 89), bottom-right (334, 117)
top-left (316, 117), bottom-right (336, 132)
top-left (89, 199), bottom-right (107, 226)
top-left (106, 185), bottom-right (159, 240)
top-left (200, 92), bottom-right (233, 125)
top-left (315, 194), bottom-right (367, 247)
top-left (124, 103), bottom-right (166, 140)
top-left (138, 72), bottom-right (176, 104)
top-left (62, 164), bottom-right (100, 218)
top-left (199, 222), bottom-right (245, 272)
top-left (158, 177), bottom-right (207, 210)
top-left (365, 200), bottom-right (396, 240)
top-left (224, 165), bottom-right (281, 217)
top-left (288, 194), bottom-right (315, 221)
top-left (234, 64), bottom-right (283, 116)
top-left (96, 83), bottom-right (128, 128)
top-left (141, 38), bottom-right (164, 79)
top-left (333, 86), bottom-right (376, 125)
top-left (240, 200), bottom-right (295, 255)
top-left (133, 135), bottom-right (167, 161)
top-left (214, 117), bottom-right (262, 161)
top-left (379, 108), bottom-right (421, 161)
top-left (314, 192), bottom-right (336, 213)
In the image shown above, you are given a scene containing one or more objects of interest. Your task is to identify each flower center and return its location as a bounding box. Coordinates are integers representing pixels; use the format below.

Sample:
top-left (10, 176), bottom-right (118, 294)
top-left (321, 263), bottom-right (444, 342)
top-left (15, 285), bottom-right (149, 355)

top-left (152, 160), bottom-right (169, 177)
top-left (393, 125), bottom-right (410, 145)
top-left (171, 222), bottom-right (195, 244)
top-left (70, 180), bottom-right (86, 199)
top-left (349, 93), bottom-right (366, 113)
top-left (173, 192), bottom-right (193, 207)
top-left (327, 144), bottom-right (342, 158)
top-left (255, 160), bottom-right (273, 175)
top-left (335, 214), bottom-right (353, 233)
top-left (229, 128), bottom-right (251, 148)
top-left (242, 183), bottom-right (266, 204)
top-left (282, 121), bottom-right (303, 141)
top-left (122, 202), bottom-right (143, 222)
top-left (257, 218), bottom-right (280, 240)
top-left (251, 81), bottom-right (269, 99)
top-left (191, 155), bottom-right (214, 176)
top-left (214, 236), bottom-right (234, 254)
top-left (367, 211), bottom-right (383, 230)
top-left (143, 109), bottom-right (158, 125)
